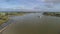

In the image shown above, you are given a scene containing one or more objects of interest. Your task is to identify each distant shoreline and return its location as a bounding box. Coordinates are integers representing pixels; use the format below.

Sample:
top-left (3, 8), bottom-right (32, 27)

top-left (43, 12), bottom-right (60, 17)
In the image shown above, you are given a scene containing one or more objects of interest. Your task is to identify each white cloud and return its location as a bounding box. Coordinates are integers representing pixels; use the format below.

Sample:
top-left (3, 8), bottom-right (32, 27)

top-left (44, 0), bottom-right (60, 4)
top-left (0, 0), bottom-right (60, 12)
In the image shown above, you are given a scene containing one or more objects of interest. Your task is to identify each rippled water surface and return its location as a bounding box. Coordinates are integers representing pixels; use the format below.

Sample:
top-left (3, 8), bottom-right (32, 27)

top-left (3, 13), bottom-right (60, 34)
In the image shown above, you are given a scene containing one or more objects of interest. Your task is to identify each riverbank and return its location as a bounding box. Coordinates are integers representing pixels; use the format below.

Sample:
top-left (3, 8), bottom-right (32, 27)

top-left (0, 15), bottom-right (8, 25)
top-left (43, 12), bottom-right (60, 17)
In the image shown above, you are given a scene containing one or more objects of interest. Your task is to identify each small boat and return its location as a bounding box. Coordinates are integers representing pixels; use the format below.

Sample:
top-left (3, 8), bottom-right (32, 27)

top-left (38, 16), bottom-right (40, 17)
top-left (38, 15), bottom-right (42, 18)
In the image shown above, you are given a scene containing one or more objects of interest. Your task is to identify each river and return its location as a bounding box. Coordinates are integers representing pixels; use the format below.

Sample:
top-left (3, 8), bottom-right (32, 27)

top-left (2, 13), bottom-right (60, 34)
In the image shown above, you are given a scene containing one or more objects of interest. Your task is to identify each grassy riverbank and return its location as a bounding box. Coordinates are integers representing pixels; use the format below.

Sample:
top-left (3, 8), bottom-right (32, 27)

top-left (7, 12), bottom-right (26, 16)
top-left (0, 15), bottom-right (8, 25)
top-left (43, 12), bottom-right (60, 17)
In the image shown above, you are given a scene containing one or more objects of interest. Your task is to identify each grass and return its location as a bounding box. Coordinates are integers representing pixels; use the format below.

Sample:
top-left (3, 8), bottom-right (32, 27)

top-left (8, 12), bottom-right (26, 16)
top-left (0, 15), bottom-right (8, 25)
top-left (43, 12), bottom-right (60, 17)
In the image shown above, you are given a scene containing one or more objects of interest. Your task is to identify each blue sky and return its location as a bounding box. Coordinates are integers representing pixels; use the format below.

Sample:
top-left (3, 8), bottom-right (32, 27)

top-left (0, 0), bottom-right (60, 11)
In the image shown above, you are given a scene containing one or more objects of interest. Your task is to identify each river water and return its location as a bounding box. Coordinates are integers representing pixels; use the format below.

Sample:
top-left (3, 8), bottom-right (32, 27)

top-left (3, 13), bottom-right (60, 34)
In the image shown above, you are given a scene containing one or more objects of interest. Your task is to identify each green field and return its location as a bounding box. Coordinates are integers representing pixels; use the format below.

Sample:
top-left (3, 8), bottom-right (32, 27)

top-left (0, 15), bottom-right (8, 25)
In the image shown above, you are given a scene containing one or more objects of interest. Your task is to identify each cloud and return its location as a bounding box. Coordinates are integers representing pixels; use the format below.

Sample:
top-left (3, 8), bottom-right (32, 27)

top-left (44, 0), bottom-right (60, 4)
top-left (0, 0), bottom-right (60, 11)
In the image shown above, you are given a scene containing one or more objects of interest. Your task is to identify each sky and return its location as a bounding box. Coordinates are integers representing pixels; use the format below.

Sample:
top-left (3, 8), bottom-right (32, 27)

top-left (0, 0), bottom-right (60, 11)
